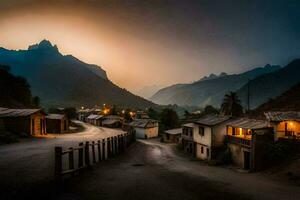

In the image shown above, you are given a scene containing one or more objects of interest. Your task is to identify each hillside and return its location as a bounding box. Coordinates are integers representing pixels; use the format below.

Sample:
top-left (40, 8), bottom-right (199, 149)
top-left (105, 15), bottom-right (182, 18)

top-left (254, 82), bottom-right (300, 115)
top-left (238, 59), bottom-right (300, 109)
top-left (0, 65), bottom-right (38, 108)
top-left (150, 64), bottom-right (280, 107)
top-left (0, 40), bottom-right (156, 109)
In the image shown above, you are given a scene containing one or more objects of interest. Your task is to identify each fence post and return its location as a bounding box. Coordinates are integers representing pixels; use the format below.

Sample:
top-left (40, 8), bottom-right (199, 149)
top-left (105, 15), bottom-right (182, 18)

top-left (69, 147), bottom-right (74, 175)
top-left (97, 140), bottom-right (101, 161)
top-left (102, 139), bottom-right (106, 159)
top-left (55, 146), bottom-right (63, 182)
top-left (85, 141), bottom-right (91, 167)
top-left (107, 138), bottom-right (111, 157)
top-left (92, 141), bottom-right (96, 164)
top-left (115, 136), bottom-right (119, 155)
top-left (78, 142), bottom-right (84, 168)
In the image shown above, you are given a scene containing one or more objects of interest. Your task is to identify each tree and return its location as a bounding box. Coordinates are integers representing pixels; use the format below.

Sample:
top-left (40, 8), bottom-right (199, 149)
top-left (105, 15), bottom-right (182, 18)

top-left (220, 92), bottom-right (243, 116)
top-left (124, 109), bottom-right (133, 122)
top-left (32, 96), bottom-right (40, 107)
top-left (147, 107), bottom-right (159, 120)
top-left (111, 105), bottom-right (118, 115)
top-left (203, 105), bottom-right (218, 115)
top-left (159, 108), bottom-right (179, 130)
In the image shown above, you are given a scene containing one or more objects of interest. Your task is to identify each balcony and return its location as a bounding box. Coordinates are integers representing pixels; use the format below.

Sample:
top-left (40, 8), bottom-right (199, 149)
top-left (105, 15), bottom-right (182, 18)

top-left (227, 135), bottom-right (251, 147)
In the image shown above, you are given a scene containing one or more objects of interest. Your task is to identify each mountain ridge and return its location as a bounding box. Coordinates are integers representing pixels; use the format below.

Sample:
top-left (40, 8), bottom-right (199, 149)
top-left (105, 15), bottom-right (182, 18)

top-left (0, 40), bottom-right (156, 109)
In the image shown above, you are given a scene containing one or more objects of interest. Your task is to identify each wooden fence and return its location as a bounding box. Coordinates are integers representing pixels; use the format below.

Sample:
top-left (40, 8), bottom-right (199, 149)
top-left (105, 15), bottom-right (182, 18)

top-left (55, 131), bottom-right (135, 181)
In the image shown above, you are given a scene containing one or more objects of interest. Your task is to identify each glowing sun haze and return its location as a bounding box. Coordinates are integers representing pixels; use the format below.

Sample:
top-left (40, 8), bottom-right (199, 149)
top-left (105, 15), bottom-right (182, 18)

top-left (0, 0), bottom-right (300, 93)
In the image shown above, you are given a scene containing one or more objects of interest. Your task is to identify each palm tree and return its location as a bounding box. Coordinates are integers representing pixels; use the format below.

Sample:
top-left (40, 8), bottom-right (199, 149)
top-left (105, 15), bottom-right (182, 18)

top-left (221, 92), bottom-right (243, 116)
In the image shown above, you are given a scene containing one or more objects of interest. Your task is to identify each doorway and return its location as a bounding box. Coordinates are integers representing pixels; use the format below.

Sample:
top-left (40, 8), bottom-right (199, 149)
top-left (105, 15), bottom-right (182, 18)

top-left (244, 151), bottom-right (250, 170)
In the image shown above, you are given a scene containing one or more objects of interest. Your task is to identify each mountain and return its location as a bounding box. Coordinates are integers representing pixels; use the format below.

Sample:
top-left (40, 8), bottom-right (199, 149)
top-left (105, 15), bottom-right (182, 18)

top-left (237, 59), bottom-right (300, 109)
top-left (134, 84), bottom-right (164, 99)
top-left (255, 82), bottom-right (300, 113)
top-left (0, 40), bottom-right (156, 109)
top-left (150, 64), bottom-right (281, 107)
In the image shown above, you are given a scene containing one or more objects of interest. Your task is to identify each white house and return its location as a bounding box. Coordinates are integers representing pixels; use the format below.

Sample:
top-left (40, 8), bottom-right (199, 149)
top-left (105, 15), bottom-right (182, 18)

top-left (129, 119), bottom-right (159, 139)
top-left (182, 114), bottom-right (231, 160)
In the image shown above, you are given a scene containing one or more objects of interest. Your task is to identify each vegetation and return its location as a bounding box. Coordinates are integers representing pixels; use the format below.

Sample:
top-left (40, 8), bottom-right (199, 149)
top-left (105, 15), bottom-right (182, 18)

top-left (0, 65), bottom-right (40, 108)
top-left (220, 92), bottom-right (243, 116)
top-left (147, 107), bottom-right (159, 120)
top-left (159, 108), bottom-right (179, 131)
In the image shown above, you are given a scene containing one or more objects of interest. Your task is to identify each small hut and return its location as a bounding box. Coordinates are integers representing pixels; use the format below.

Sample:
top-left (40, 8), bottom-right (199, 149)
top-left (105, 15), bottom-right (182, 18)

top-left (162, 128), bottom-right (182, 143)
top-left (46, 114), bottom-right (69, 134)
top-left (0, 107), bottom-right (46, 136)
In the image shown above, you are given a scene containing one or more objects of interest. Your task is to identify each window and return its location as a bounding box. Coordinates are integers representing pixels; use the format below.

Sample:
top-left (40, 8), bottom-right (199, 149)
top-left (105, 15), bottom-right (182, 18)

top-left (189, 128), bottom-right (193, 137)
top-left (199, 126), bottom-right (204, 136)
top-left (207, 148), bottom-right (210, 157)
top-left (201, 146), bottom-right (204, 154)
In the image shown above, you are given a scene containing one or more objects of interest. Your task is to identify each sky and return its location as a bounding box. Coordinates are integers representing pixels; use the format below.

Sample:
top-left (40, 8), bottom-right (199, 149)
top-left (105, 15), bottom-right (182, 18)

top-left (0, 0), bottom-right (300, 95)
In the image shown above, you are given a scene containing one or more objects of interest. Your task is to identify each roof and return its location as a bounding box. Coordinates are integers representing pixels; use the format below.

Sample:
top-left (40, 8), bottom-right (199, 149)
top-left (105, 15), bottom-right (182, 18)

top-left (182, 123), bottom-right (196, 128)
top-left (0, 107), bottom-right (43, 117)
top-left (264, 111), bottom-right (300, 122)
top-left (102, 119), bottom-right (119, 125)
top-left (46, 114), bottom-right (65, 120)
top-left (227, 118), bottom-right (269, 130)
top-left (129, 119), bottom-right (158, 128)
top-left (194, 114), bottom-right (231, 126)
top-left (87, 114), bottom-right (103, 120)
top-left (165, 128), bottom-right (182, 135)
top-left (104, 115), bottom-right (123, 120)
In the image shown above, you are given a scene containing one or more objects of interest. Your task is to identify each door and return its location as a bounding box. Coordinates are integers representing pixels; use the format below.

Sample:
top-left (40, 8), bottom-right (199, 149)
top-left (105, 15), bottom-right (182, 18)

top-left (31, 119), bottom-right (35, 135)
top-left (244, 151), bottom-right (251, 170)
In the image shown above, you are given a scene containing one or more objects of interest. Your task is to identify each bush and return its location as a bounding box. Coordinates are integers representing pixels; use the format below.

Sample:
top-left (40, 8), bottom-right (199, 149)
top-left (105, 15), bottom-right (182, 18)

top-left (266, 140), bottom-right (299, 162)
top-left (0, 132), bottom-right (19, 144)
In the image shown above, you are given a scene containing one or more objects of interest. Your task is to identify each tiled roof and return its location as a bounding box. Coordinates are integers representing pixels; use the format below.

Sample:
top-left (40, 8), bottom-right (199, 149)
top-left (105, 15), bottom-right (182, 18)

top-left (46, 114), bottom-right (65, 120)
top-left (227, 118), bottom-right (269, 130)
top-left (0, 107), bottom-right (42, 117)
top-left (165, 128), bottom-right (182, 135)
top-left (194, 114), bottom-right (231, 126)
top-left (129, 119), bottom-right (158, 128)
top-left (264, 111), bottom-right (300, 122)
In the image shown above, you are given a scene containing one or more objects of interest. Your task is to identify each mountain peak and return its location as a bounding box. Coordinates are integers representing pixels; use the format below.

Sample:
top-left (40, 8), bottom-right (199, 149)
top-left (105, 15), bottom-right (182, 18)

top-left (28, 39), bottom-right (59, 52)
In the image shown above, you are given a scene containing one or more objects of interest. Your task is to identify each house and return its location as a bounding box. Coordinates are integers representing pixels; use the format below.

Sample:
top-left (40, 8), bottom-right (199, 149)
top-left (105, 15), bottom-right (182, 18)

top-left (162, 128), bottom-right (182, 143)
top-left (181, 123), bottom-right (197, 156)
top-left (265, 111), bottom-right (300, 140)
top-left (135, 111), bottom-right (150, 119)
top-left (86, 114), bottom-right (104, 126)
top-left (226, 118), bottom-right (274, 171)
top-left (46, 114), bottom-right (69, 134)
top-left (128, 119), bottom-right (159, 139)
top-left (0, 107), bottom-right (46, 136)
top-left (102, 115), bottom-right (123, 128)
top-left (181, 114), bottom-right (231, 160)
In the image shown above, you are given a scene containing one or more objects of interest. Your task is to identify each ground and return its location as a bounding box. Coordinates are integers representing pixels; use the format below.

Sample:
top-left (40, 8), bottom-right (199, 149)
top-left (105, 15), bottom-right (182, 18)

top-left (0, 122), bottom-right (300, 200)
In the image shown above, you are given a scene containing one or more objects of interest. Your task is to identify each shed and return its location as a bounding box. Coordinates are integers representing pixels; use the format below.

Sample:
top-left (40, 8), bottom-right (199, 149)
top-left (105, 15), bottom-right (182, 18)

top-left (46, 114), bottom-right (69, 134)
top-left (128, 119), bottom-right (159, 139)
top-left (163, 128), bottom-right (182, 143)
top-left (0, 107), bottom-right (46, 136)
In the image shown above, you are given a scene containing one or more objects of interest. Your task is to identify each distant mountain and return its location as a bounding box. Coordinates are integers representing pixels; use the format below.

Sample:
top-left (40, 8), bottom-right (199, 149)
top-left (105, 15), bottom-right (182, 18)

top-left (0, 40), bottom-right (156, 109)
top-left (134, 84), bottom-right (164, 99)
top-left (150, 64), bottom-right (281, 107)
top-left (238, 59), bottom-right (300, 109)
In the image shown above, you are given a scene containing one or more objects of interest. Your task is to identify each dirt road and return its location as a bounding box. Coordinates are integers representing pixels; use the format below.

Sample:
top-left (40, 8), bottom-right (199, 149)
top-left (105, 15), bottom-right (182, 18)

top-left (55, 139), bottom-right (300, 200)
top-left (0, 121), bottom-right (125, 199)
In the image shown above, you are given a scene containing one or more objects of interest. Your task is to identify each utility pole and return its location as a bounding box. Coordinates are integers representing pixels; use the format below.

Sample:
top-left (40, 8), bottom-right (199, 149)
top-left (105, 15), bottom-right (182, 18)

top-left (247, 79), bottom-right (250, 112)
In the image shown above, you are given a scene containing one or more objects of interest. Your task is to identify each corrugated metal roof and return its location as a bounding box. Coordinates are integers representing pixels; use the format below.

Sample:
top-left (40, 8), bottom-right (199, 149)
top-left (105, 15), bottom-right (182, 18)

top-left (165, 128), bottom-right (182, 135)
top-left (227, 118), bottom-right (269, 130)
top-left (87, 114), bottom-right (103, 120)
top-left (46, 114), bottom-right (65, 120)
top-left (194, 114), bottom-right (231, 126)
top-left (182, 123), bottom-right (196, 128)
top-left (0, 107), bottom-right (42, 117)
top-left (102, 119), bottom-right (119, 125)
top-left (129, 119), bottom-right (158, 128)
top-left (264, 111), bottom-right (300, 122)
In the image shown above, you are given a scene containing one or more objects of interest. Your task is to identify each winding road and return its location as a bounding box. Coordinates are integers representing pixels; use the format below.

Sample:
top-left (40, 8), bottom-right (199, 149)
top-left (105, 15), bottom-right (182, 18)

top-left (1, 122), bottom-right (299, 200)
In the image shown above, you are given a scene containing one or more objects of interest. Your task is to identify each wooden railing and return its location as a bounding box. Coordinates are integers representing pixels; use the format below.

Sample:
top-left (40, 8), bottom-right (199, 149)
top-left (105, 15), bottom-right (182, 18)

top-left (55, 131), bottom-right (135, 181)
top-left (227, 135), bottom-right (251, 147)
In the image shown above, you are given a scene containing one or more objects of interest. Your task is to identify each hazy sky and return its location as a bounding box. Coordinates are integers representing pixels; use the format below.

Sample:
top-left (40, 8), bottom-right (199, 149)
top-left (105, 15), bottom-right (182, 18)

top-left (0, 0), bottom-right (299, 93)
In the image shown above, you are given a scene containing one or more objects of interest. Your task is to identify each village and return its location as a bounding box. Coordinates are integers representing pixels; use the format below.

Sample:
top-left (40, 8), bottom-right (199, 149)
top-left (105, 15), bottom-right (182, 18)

top-left (0, 98), bottom-right (300, 199)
